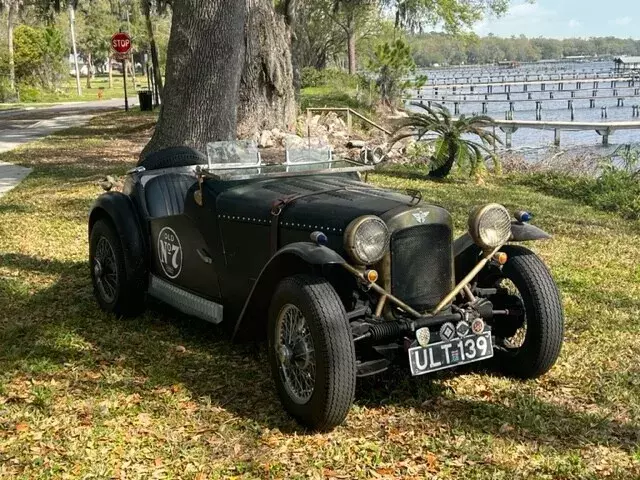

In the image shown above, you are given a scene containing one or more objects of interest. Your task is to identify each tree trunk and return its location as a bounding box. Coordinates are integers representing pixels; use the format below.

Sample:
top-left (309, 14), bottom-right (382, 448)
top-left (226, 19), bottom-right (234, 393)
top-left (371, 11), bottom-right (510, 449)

top-left (7, 2), bottom-right (15, 92)
top-left (236, 0), bottom-right (296, 139)
top-left (127, 59), bottom-right (137, 89)
top-left (142, 0), bottom-right (164, 100)
top-left (108, 56), bottom-right (113, 88)
top-left (141, 0), bottom-right (246, 159)
top-left (347, 29), bottom-right (357, 75)
top-left (86, 53), bottom-right (92, 89)
top-left (429, 141), bottom-right (457, 178)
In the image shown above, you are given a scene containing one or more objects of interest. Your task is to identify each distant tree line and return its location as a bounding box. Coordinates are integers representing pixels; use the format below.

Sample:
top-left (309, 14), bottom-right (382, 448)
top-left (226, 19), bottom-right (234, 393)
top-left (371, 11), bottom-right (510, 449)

top-left (410, 33), bottom-right (640, 66)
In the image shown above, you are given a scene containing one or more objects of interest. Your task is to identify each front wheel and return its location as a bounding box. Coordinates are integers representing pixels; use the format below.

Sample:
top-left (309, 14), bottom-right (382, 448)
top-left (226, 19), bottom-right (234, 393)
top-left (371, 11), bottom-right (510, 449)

top-left (267, 274), bottom-right (356, 431)
top-left (89, 219), bottom-right (146, 317)
top-left (482, 245), bottom-right (564, 379)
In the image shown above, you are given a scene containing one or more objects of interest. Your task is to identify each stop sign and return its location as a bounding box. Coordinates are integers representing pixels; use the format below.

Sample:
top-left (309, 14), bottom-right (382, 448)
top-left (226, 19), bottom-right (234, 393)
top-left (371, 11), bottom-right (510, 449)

top-left (111, 32), bottom-right (132, 54)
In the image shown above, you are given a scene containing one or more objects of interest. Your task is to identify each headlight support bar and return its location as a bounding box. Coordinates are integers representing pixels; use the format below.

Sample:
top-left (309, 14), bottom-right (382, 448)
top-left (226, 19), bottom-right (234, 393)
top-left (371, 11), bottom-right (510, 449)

top-left (431, 245), bottom-right (502, 315)
top-left (342, 245), bottom-right (502, 320)
top-left (341, 263), bottom-right (422, 318)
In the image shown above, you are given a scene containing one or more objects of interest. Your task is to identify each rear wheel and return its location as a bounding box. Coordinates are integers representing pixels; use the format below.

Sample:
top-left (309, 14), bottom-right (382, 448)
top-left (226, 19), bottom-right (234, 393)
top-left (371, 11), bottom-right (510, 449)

top-left (89, 219), bottom-right (146, 317)
top-left (482, 245), bottom-right (564, 379)
top-left (268, 274), bottom-right (356, 431)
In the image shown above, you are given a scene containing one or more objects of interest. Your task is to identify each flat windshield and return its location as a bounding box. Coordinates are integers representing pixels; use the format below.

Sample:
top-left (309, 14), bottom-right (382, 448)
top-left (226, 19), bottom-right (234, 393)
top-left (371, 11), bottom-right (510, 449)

top-left (206, 140), bottom-right (261, 169)
top-left (204, 139), bottom-right (373, 180)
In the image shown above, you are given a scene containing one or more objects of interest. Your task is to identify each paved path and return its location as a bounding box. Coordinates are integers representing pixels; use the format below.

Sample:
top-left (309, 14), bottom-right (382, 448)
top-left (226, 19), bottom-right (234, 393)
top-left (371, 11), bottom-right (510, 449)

top-left (0, 98), bottom-right (137, 198)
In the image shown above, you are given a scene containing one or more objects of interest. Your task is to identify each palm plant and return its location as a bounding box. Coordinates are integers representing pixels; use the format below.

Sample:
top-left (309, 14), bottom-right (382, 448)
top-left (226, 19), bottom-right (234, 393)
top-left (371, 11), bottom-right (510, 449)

top-left (393, 102), bottom-right (502, 178)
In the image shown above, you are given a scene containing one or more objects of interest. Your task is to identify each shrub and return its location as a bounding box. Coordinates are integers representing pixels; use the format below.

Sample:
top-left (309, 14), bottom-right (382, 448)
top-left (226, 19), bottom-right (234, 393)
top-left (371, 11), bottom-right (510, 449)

top-left (13, 24), bottom-right (66, 91)
top-left (0, 77), bottom-right (18, 103)
top-left (301, 67), bottom-right (359, 90)
top-left (17, 85), bottom-right (43, 103)
top-left (301, 67), bottom-right (324, 88)
top-left (393, 103), bottom-right (501, 178)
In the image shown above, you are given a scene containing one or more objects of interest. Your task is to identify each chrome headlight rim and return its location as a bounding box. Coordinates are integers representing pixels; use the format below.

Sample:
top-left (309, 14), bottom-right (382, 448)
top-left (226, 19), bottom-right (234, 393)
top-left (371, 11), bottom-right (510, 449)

top-left (468, 203), bottom-right (512, 251)
top-left (344, 215), bottom-right (390, 265)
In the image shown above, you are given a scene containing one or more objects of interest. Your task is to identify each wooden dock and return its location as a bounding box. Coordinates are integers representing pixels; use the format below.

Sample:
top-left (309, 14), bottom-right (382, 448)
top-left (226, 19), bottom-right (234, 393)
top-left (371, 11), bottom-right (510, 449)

top-left (411, 95), bottom-right (639, 104)
top-left (420, 77), bottom-right (635, 90)
top-left (482, 119), bottom-right (640, 148)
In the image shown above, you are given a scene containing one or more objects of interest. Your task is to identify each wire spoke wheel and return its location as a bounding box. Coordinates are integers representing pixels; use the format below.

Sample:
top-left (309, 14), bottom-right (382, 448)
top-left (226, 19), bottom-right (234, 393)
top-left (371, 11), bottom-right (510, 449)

top-left (480, 245), bottom-right (564, 379)
top-left (93, 237), bottom-right (118, 304)
top-left (89, 218), bottom-right (146, 317)
top-left (493, 277), bottom-right (527, 351)
top-left (275, 304), bottom-right (316, 405)
top-left (268, 275), bottom-right (356, 430)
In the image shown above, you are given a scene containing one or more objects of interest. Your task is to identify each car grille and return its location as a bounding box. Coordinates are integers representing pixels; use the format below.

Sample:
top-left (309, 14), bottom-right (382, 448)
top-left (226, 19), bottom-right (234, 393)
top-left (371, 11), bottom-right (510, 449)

top-left (390, 224), bottom-right (454, 311)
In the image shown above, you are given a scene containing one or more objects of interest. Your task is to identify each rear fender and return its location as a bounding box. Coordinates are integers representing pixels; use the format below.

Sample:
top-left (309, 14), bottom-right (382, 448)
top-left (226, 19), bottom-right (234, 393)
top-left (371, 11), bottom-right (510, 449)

top-left (232, 243), bottom-right (347, 342)
top-left (88, 192), bottom-right (148, 285)
top-left (454, 222), bottom-right (551, 280)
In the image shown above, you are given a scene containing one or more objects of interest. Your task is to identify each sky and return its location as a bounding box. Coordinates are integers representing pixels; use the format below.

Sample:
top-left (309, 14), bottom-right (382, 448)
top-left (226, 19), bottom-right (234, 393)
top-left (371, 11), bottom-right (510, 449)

top-left (473, 0), bottom-right (639, 39)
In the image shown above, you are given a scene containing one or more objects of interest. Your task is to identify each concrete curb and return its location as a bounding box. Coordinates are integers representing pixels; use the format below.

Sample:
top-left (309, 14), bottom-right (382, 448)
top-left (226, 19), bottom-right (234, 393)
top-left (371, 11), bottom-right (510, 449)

top-left (0, 161), bottom-right (32, 199)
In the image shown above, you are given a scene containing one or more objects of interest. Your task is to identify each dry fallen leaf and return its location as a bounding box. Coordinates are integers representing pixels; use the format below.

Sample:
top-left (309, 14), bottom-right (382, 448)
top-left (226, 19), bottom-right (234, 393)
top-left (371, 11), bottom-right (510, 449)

top-left (425, 452), bottom-right (439, 473)
top-left (15, 422), bottom-right (29, 432)
top-left (376, 467), bottom-right (395, 475)
top-left (499, 423), bottom-right (515, 434)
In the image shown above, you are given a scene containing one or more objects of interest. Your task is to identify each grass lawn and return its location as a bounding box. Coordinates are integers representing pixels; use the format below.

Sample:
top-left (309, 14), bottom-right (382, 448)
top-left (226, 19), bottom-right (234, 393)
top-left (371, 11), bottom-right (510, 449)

top-left (0, 112), bottom-right (639, 479)
top-left (0, 75), bottom-right (147, 108)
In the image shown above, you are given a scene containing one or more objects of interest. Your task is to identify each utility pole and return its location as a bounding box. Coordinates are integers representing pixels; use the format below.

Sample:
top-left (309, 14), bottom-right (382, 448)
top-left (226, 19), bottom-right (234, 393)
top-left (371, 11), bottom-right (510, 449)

top-left (69, 1), bottom-right (82, 96)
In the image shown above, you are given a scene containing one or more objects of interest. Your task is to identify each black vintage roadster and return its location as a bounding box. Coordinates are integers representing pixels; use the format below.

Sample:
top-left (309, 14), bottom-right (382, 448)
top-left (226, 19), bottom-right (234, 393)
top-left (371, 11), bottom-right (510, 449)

top-left (88, 141), bottom-right (564, 430)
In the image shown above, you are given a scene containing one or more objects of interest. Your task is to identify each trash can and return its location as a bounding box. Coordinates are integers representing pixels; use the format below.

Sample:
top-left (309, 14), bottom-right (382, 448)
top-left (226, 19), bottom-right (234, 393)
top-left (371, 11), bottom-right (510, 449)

top-left (138, 90), bottom-right (153, 111)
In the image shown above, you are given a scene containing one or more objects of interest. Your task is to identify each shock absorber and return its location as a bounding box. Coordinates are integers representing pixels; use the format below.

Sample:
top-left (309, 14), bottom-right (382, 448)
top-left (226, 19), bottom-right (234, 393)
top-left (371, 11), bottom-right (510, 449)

top-left (357, 322), bottom-right (409, 342)
top-left (354, 313), bottom-right (465, 343)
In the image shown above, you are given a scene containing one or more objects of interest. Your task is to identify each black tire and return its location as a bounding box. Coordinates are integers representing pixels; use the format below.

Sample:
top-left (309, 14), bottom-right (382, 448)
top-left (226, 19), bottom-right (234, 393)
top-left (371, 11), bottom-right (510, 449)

top-left (485, 245), bottom-right (564, 379)
top-left (138, 146), bottom-right (206, 171)
top-left (89, 218), bottom-right (146, 317)
top-left (267, 274), bottom-right (356, 431)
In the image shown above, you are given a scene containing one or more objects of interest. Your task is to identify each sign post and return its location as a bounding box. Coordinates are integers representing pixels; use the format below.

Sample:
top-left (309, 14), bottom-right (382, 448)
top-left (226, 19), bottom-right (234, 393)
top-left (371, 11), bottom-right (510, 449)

top-left (111, 32), bottom-right (132, 112)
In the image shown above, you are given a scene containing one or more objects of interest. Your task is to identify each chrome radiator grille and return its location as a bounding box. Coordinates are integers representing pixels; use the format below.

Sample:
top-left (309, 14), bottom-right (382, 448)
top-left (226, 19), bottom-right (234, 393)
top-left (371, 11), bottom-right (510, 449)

top-left (390, 224), bottom-right (454, 311)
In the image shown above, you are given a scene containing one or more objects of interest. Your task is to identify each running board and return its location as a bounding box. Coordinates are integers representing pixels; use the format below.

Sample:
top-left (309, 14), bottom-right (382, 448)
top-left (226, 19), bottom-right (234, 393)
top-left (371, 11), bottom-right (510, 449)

top-left (148, 275), bottom-right (224, 324)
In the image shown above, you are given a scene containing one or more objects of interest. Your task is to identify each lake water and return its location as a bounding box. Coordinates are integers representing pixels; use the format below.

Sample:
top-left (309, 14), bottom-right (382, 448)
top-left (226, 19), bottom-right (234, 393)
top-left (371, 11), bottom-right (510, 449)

top-left (407, 61), bottom-right (640, 156)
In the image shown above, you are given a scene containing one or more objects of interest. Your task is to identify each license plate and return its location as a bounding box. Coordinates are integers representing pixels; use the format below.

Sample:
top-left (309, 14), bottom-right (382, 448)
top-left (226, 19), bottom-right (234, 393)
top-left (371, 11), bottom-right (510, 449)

top-left (408, 332), bottom-right (494, 376)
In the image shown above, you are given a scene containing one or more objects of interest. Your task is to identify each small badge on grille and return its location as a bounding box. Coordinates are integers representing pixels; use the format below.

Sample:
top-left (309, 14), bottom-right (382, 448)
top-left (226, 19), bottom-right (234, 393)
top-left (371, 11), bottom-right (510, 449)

top-left (440, 322), bottom-right (456, 341)
top-left (456, 321), bottom-right (470, 338)
top-left (412, 210), bottom-right (430, 224)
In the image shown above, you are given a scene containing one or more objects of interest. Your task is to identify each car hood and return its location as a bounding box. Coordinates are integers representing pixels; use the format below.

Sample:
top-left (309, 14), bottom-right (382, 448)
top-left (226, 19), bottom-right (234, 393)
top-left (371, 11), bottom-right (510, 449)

top-left (213, 174), bottom-right (417, 230)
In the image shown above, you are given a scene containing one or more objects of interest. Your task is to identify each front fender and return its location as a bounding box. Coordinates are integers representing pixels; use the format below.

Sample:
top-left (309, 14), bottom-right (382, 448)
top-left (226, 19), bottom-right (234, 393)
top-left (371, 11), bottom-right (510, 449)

top-left (88, 192), bottom-right (147, 285)
top-left (454, 221), bottom-right (551, 280)
top-left (232, 242), bottom-right (346, 341)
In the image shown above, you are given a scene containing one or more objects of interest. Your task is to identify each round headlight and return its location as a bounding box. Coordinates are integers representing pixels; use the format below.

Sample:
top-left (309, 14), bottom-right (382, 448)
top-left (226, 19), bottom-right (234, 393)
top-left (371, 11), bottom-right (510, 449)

top-left (344, 216), bottom-right (390, 265)
top-left (468, 204), bottom-right (512, 250)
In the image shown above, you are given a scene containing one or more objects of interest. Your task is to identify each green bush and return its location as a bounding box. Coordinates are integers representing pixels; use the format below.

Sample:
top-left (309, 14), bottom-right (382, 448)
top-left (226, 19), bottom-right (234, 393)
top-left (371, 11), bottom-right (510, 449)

top-left (17, 85), bottom-right (43, 103)
top-left (301, 67), bottom-right (359, 90)
top-left (13, 24), bottom-right (66, 91)
top-left (301, 67), bottom-right (324, 88)
top-left (0, 77), bottom-right (18, 103)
